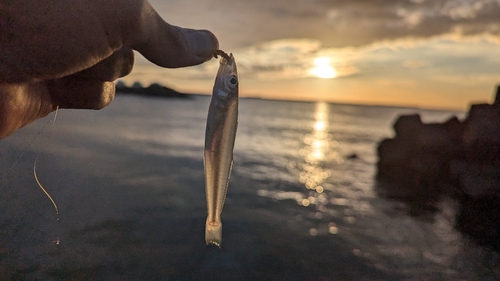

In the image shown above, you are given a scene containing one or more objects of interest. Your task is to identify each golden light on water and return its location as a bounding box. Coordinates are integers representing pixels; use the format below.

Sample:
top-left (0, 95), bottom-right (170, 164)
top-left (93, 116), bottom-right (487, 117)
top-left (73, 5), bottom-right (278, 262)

top-left (329, 222), bottom-right (338, 234)
top-left (312, 140), bottom-right (322, 148)
top-left (311, 103), bottom-right (329, 163)
top-left (310, 56), bottom-right (337, 79)
top-left (312, 150), bottom-right (324, 160)
top-left (259, 102), bottom-right (352, 237)
top-left (295, 102), bottom-right (350, 237)
top-left (314, 120), bottom-right (326, 131)
top-left (302, 199), bottom-right (310, 207)
top-left (299, 102), bottom-right (338, 190)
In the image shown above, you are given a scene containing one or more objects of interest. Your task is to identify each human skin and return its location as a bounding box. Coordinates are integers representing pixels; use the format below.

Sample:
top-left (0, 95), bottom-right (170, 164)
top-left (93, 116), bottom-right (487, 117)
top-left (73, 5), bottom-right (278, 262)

top-left (0, 0), bottom-right (219, 138)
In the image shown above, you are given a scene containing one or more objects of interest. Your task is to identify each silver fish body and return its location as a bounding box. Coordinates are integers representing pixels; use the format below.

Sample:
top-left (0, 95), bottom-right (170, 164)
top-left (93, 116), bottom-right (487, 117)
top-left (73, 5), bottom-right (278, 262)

top-left (204, 53), bottom-right (238, 247)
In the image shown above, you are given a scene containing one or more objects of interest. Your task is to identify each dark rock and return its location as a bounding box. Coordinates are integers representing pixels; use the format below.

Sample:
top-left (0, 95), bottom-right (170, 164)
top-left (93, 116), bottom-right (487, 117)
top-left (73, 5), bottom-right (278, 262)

top-left (462, 103), bottom-right (500, 162)
top-left (393, 114), bottom-right (422, 139)
top-left (442, 116), bottom-right (463, 144)
top-left (377, 113), bottom-right (462, 189)
top-left (116, 80), bottom-right (127, 88)
top-left (132, 81), bottom-right (143, 89)
top-left (463, 103), bottom-right (500, 144)
top-left (376, 85), bottom-right (500, 251)
top-left (346, 153), bottom-right (358, 160)
top-left (115, 81), bottom-right (191, 99)
top-left (450, 161), bottom-right (500, 198)
top-left (495, 84), bottom-right (500, 104)
top-left (456, 195), bottom-right (500, 251)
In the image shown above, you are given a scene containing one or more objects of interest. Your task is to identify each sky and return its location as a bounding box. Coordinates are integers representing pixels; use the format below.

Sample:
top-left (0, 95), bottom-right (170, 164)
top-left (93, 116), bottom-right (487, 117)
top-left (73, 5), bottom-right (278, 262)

top-left (120, 0), bottom-right (500, 110)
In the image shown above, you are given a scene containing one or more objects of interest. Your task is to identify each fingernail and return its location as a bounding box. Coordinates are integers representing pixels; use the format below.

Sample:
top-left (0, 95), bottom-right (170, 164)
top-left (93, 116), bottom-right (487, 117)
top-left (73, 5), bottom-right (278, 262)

top-left (189, 30), bottom-right (219, 61)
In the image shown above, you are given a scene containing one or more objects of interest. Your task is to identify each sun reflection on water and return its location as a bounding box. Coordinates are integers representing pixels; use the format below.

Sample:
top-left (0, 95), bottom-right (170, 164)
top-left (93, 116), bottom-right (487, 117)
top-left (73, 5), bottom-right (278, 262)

top-left (299, 102), bottom-right (343, 193)
top-left (257, 102), bottom-right (350, 237)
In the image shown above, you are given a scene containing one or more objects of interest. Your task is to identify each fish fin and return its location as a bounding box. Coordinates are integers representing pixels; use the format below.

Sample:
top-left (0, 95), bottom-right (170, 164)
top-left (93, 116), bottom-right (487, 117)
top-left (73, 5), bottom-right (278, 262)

top-left (205, 220), bottom-right (222, 247)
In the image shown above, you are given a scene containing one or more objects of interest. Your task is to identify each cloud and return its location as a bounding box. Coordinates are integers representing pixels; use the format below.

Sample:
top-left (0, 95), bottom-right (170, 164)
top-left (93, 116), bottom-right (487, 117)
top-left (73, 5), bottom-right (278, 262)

top-left (150, 0), bottom-right (500, 49)
top-left (234, 39), bottom-right (361, 80)
top-left (129, 32), bottom-right (500, 86)
top-left (402, 59), bottom-right (430, 68)
top-left (319, 0), bottom-right (500, 46)
top-left (236, 39), bottom-right (321, 79)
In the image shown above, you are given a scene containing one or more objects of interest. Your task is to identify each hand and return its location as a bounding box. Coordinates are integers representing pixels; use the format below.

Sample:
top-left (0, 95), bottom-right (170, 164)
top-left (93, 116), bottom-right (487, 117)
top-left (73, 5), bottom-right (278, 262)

top-left (0, 0), bottom-right (219, 138)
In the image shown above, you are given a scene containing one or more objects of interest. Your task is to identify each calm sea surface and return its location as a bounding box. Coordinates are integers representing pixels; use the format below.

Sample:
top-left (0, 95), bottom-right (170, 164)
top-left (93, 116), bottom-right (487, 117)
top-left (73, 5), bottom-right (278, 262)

top-left (0, 95), bottom-right (498, 280)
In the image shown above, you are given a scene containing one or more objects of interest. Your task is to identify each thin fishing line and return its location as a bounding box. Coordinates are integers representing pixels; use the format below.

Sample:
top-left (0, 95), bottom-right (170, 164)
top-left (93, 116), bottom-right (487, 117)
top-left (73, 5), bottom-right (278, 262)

top-left (33, 156), bottom-right (59, 216)
top-left (32, 106), bottom-right (59, 215)
top-left (32, 106), bottom-right (61, 245)
top-left (8, 106), bottom-right (59, 172)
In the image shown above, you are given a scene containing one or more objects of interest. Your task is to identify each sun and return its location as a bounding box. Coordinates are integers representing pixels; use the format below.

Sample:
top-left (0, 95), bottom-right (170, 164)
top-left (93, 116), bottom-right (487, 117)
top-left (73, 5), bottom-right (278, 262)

top-left (309, 56), bottom-right (337, 79)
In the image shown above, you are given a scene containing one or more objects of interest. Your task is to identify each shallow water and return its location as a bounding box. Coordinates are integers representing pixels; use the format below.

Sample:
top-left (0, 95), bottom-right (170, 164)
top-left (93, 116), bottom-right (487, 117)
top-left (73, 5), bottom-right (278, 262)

top-left (0, 95), bottom-right (498, 280)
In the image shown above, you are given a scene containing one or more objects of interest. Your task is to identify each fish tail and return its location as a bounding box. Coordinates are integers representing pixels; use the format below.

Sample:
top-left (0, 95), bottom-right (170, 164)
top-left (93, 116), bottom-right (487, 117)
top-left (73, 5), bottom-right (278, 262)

top-left (205, 220), bottom-right (222, 247)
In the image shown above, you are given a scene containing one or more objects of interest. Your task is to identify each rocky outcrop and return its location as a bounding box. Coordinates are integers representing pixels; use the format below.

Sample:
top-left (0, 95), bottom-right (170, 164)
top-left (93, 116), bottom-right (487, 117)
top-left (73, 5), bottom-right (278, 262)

top-left (115, 81), bottom-right (191, 99)
top-left (377, 115), bottom-right (462, 200)
top-left (377, 85), bottom-right (500, 250)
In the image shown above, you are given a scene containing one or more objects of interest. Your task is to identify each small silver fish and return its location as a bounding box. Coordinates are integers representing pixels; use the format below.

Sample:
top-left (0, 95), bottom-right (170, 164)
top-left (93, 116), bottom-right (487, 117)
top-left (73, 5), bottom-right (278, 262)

top-left (204, 51), bottom-right (238, 247)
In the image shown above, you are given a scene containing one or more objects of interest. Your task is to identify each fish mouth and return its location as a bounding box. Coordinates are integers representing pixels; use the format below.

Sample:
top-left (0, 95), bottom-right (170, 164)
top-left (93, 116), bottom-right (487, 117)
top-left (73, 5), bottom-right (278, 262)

top-left (214, 50), bottom-right (235, 67)
top-left (221, 54), bottom-right (234, 67)
top-left (214, 52), bottom-right (237, 78)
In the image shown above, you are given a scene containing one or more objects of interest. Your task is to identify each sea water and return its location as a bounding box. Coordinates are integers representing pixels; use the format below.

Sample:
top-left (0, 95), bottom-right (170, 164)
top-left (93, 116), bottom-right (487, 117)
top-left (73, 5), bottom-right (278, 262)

top-left (0, 95), bottom-right (498, 280)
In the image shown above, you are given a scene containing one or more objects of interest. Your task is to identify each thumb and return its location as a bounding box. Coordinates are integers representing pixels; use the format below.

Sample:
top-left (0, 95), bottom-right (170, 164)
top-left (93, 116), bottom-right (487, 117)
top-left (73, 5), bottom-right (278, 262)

top-left (126, 2), bottom-right (219, 68)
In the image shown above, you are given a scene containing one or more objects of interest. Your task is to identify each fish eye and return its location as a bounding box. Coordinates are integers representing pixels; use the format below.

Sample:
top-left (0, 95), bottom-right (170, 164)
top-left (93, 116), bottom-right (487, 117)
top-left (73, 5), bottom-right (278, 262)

top-left (226, 75), bottom-right (238, 87)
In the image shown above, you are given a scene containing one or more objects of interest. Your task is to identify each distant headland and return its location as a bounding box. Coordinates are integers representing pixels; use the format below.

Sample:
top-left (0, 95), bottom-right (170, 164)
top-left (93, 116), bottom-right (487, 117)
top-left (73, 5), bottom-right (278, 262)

top-left (115, 81), bottom-right (191, 99)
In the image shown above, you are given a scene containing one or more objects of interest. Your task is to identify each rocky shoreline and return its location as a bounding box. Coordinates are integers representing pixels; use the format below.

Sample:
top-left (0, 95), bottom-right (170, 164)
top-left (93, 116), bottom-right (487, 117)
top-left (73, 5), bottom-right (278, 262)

top-left (115, 81), bottom-right (191, 99)
top-left (377, 86), bottom-right (500, 251)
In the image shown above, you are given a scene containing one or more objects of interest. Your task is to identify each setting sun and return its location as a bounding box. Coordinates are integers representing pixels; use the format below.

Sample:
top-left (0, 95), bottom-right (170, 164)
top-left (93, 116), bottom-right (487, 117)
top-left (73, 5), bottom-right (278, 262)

top-left (310, 56), bottom-right (336, 79)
